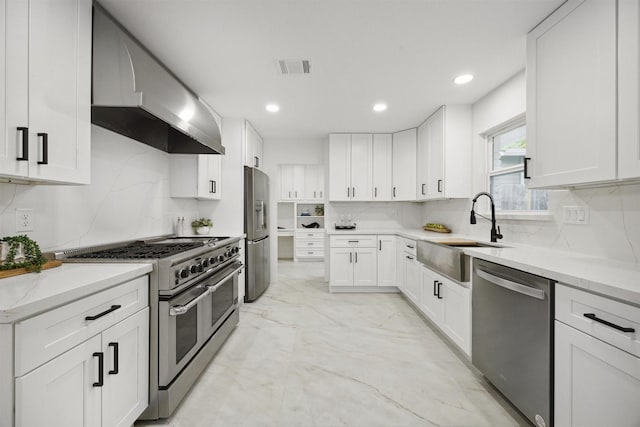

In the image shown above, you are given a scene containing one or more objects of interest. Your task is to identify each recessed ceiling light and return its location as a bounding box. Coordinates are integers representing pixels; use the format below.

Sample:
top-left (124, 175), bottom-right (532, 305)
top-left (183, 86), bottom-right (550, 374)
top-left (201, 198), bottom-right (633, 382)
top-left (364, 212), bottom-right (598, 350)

top-left (266, 104), bottom-right (280, 112)
top-left (373, 103), bottom-right (387, 112)
top-left (454, 74), bottom-right (474, 85)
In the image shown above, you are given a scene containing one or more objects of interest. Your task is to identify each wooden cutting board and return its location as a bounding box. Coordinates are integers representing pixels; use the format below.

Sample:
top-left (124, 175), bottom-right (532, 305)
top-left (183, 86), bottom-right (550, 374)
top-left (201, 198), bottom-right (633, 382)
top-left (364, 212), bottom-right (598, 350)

top-left (423, 226), bottom-right (451, 233)
top-left (0, 260), bottom-right (62, 279)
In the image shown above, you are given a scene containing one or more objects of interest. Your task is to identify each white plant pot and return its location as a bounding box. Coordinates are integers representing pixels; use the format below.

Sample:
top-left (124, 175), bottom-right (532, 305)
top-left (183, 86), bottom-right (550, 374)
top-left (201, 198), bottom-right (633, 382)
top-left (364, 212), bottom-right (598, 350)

top-left (195, 226), bottom-right (210, 235)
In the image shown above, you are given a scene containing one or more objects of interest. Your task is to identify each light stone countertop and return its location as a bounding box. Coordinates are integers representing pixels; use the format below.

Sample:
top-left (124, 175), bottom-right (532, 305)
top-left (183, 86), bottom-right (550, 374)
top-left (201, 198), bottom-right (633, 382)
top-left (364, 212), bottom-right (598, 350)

top-left (0, 263), bottom-right (153, 323)
top-left (326, 228), bottom-right (640, 305)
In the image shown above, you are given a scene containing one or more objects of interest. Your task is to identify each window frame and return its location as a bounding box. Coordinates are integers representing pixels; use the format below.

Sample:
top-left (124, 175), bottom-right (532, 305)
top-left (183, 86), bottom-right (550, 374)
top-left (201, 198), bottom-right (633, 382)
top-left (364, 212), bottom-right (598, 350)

top-left (482, 115), bottom-right (552, 221)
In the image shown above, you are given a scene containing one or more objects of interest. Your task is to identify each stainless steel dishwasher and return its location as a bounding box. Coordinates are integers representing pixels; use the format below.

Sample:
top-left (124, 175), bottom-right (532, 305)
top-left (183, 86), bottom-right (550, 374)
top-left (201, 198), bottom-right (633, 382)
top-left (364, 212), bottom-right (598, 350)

top-left (472, 259), bottom-right (554, 427)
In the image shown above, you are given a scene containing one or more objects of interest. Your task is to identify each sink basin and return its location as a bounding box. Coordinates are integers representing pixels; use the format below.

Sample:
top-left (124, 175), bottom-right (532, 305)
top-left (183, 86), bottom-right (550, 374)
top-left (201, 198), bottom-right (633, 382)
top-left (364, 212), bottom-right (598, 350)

top-left (437, 240), bottom-right (504, 248)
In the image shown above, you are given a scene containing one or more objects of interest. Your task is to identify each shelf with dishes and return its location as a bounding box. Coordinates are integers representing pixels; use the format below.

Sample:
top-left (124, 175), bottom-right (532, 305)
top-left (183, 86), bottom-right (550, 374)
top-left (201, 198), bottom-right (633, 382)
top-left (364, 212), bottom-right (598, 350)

top-left (277, 201), bottom-right (325, 261)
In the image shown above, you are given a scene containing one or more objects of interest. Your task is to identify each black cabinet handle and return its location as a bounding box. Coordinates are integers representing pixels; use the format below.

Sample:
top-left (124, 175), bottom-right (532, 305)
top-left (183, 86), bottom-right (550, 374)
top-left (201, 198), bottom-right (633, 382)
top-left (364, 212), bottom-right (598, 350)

top-left (349, 252), bottom-right (352, 263)
top-left (16, 127), bottom-right (28, 161)
top-left (406, 244), bottom-right (414, 249)
top-left (524, 157), bottom-right (531, 179)
top-left (108, 342), bottom-right (119, 375)
top-left (85, 305), bottom-right (121, 321)
top-left (437, 282), bottom-right (443, 299)
top-left (379, 240), bottom-right (382, 251)
top-left (374, 187), bottom-right (377, 198)
top-left (212, 180), bottom-right (217, 194)
top-left (314, 191), bottom-right (316, 198)
top-left (352, 187), bottom-right (355, 198)
top-left (355, 252), bottom-right (358, 263)
top-left (347, 187), bottom-right (350, 198)
top-left (393, 187), bottom-right (396, 198)
top-left (406, 255), bottom-right (413, 260)
top-left (421, 183), bottom-right (426, 196)
top-left (37, 132), bottom-right (48, 165)
top-left (433, 280), bottom-right (438, 296)
top-left (583, 313), bottom-right (635, 333)
top-left (93, 352), bottom-right (104, 387)
top-left (254, 156), bottom-right (259, 167)
top-left (437, 179), bottom-right (442, 193)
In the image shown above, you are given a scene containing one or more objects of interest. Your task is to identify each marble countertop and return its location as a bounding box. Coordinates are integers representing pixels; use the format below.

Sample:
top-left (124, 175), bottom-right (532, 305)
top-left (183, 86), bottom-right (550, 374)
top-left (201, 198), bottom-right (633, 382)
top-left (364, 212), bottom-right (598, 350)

top-left (326, 228), bottom-right (640, 304)
top-left (0, 263), bottom-right (153, 323)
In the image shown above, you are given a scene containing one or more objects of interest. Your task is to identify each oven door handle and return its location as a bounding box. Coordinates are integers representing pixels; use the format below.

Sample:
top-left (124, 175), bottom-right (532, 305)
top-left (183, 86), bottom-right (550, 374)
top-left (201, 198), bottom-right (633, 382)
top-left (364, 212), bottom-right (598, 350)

top-left (169, 287), bottom-right (211, 316)
top-left (207, 264), bottom-right (244, 294)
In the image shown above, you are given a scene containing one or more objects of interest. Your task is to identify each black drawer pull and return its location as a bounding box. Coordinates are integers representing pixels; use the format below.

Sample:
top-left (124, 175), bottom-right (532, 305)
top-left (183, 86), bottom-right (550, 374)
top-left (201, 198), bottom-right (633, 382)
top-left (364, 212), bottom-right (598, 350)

top-left (93, 352), bottom-right (104, 387)
top-left (433, 280), bottom-right (438, 296)
top-left (524, 157), bottom-right (531, 179)
top-left (108, 342), bottom-right (119, 375)
top-left (583, 313), bottom-right (635, 333)
top-left (85, 305), bottom-right (121, 321)
top-left (16, 127), bottom-right (28, 161)
top-left (37, 132), bottom-right (48, 165)
top-left (437, 281), bottom-right (443, 299)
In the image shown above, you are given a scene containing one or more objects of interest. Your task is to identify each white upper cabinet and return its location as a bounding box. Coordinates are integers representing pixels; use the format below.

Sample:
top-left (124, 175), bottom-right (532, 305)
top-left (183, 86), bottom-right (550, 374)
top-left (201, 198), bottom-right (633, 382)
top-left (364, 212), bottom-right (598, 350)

top-left (417, 106), bottom-right (471, 200)
top-left (372, 134), bottom-right (393, 201)
top-left (244, 121), bottom-right (264, 169)
top-left (170, 155), bottom-right (222, 200)
top-left (0, 0), bottom-right (91, 184)
top-left (303, 164), bottom-right (324, 200)
top-left (329, 134), bottom-right (372, 201)
top-left (392, 129), bottom-right (417, 200)
top-left (280, 164), bottom-right (305, 200)
top-left (527, 0), bottom-right (617, 188)
top-left (618, 0), bottom-right (640, 180)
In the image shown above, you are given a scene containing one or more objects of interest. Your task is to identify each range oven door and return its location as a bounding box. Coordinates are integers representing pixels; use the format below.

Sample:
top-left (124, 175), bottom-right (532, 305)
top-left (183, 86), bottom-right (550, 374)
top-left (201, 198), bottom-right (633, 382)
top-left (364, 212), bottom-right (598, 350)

top-left (159, 261), bottom-right (242, 387)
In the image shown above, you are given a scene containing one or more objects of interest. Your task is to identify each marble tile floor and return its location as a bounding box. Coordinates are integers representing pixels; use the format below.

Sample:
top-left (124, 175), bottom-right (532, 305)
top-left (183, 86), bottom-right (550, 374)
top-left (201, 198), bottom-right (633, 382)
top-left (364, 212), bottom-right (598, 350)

top-left (138, 261), bottom-right (529, 427)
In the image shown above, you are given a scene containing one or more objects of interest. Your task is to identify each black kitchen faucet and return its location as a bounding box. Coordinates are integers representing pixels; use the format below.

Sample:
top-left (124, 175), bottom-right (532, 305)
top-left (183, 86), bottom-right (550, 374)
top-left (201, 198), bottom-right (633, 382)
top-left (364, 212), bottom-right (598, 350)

top-left (470, 192), bottom-right (503, 243)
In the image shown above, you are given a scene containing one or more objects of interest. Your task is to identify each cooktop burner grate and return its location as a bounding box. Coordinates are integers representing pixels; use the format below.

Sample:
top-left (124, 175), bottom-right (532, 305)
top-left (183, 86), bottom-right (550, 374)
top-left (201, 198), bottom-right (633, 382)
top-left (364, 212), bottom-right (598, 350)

top-left (69, 242), bottom-right (204, 259)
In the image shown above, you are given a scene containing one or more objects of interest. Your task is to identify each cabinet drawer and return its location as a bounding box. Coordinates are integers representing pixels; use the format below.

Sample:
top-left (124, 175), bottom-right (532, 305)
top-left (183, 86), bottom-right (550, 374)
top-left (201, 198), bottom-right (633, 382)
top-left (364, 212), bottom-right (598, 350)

top-left (296, 249), bottom-right (325, 258)
top-left (399, 238), bottom-right (417, 255)
top-left (15, 275), bottom-right (149, 376)
top-left (295, 231), bottom-right (325, 241)
top-left (330, 235), bottom-right (376, 248)
top-left (556, 283), bottom-right (640, 357)
top-left (296, 239), bottom-right (324, 249)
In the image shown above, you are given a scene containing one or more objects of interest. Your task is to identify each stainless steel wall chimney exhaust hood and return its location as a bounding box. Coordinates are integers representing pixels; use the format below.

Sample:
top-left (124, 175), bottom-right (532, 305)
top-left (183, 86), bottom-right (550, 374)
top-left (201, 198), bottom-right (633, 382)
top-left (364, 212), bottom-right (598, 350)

top-left (91, 4), bottom-right (224, 155)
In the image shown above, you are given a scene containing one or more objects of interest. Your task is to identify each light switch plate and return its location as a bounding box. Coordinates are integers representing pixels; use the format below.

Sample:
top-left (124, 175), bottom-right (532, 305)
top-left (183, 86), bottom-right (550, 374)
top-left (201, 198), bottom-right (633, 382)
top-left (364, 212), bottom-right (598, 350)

top-left (563, 205), bottom-right (589, 225)
top-left (15, 208), bottom-right (34, 232)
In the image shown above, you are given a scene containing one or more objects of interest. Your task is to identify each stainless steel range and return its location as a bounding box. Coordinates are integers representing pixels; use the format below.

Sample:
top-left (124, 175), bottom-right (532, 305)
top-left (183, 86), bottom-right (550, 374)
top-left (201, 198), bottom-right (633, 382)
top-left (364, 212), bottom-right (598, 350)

top-left (52, 235), bottom-right (243, 419)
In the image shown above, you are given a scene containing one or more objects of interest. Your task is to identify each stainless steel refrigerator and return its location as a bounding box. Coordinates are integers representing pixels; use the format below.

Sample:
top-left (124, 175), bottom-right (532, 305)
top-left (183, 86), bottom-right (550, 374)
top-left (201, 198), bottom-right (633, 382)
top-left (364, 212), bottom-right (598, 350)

top-left (244, 166), bottom-right (270, 302)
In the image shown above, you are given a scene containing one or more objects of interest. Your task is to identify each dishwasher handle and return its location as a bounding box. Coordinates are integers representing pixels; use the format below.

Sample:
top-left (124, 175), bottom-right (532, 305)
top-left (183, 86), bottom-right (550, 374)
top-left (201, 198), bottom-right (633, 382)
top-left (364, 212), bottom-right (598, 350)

top-left (476, 269), bottom-right (545, 300)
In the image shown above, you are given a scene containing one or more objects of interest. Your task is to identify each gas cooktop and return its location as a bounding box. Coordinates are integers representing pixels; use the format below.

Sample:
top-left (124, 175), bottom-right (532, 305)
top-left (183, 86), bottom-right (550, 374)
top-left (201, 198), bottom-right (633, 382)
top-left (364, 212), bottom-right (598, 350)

top-left (67, 236), bottom-right (232, 260)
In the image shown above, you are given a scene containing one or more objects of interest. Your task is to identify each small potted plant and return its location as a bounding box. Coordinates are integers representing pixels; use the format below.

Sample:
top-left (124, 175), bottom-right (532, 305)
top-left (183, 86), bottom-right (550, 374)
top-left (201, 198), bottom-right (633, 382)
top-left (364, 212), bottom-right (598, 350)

top-left (191, 218), bottom-right (213, 235)
top-left (315, 205), bottom-right (324, 216)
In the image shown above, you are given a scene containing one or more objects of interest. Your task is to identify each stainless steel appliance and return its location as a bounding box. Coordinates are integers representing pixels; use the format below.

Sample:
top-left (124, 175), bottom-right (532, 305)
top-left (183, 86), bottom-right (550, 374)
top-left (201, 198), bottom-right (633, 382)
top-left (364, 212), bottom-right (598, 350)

top-left (53, 235), bottom-right (242, 419)
top-left (472, 259), bottom-right (554, 427)
top-left (244, 166), bottom-right (270, 302)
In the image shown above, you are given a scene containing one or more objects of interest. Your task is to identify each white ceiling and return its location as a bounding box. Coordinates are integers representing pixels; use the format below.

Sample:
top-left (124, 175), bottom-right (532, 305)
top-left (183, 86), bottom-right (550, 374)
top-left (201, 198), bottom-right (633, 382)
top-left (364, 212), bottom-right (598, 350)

top-left (98, 0), bottom-right (563, 140)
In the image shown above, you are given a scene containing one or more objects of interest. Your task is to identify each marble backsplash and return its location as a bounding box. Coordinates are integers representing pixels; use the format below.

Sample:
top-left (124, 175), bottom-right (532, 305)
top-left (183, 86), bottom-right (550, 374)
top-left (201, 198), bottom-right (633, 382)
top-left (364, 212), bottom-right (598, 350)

top-left (422, 183), bottom-right (640, 264)
top-left (0, 126), bottom-right (198, 251)
top-left (327, 201), bottom-right (423, 230)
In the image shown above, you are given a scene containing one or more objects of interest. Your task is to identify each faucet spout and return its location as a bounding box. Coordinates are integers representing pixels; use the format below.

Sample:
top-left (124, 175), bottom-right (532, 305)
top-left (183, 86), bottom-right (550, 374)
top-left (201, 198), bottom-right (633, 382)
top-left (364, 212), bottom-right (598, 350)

top-left (470, 192), bottom-right (503, 243)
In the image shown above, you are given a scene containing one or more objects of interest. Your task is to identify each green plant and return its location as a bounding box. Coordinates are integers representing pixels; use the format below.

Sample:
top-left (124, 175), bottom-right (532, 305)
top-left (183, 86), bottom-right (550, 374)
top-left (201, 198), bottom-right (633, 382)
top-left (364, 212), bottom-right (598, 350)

top-left (191, 218), bottom-right (213, 228)
top-left (314, 205), bottom-right (324, 216)
top-left (0, 235), bottom-right (47, 273)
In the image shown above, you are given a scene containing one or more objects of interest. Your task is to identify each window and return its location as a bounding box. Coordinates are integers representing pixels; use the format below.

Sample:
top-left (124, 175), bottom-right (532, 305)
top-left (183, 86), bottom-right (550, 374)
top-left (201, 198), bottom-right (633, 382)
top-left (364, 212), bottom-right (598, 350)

top-left (487, 121), bottom-right (548, 212)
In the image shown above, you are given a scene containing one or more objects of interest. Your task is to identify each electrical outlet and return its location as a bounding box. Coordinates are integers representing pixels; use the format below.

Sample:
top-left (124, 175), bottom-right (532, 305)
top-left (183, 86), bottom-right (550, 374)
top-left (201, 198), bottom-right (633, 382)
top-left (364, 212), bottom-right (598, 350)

top-left (563, 205), bottom-right (589, 225)
top-left (15, 208), bottom-right (34, 232)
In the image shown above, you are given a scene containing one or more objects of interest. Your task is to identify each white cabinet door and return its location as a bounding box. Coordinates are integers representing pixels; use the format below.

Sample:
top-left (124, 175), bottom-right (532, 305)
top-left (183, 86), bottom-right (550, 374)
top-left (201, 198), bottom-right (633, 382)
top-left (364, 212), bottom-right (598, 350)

top-left (28, 0), bottom-right (91, 184)
top-left (392, 128), bottom-right (417, 200)
top-left (403, 254), bottom-right (420, 303)
top-left (619, 0), bottom-right (640, 180)
top-left (329, 134), bottom-right (351, 201)
top-left (419, 265), bottom-right (443, 323)
top-left (329, 247), bottom-right (353, 285)
top-left (372, 134), bottom-right (392, 201)
top-left (555, 321), bottom-right (640, 427)
top-left (15, 334), bottom-right (102, 427)
top-left (416, 121), bottom-right (429, 201)
top-left (527, 0), bottom-right (617, 188)
top-left (353, 247), bottom-right (377, 286)
top-left (245, 121), bottom-right (263, 168)
top-left (350, 134), bottom-right (373, 201)
top-left (206, 155), bottom-right (222, 200)
top-left (102, 308), bottom-right (149, 427)
top-left (304, 164), bottom-right (324, 200)
top-left (291, 165), bottom-right (305, 199)
top-left (425, 108), bottom-right (445, 199)
top-left (376, 236), bottom-right (396, 286)
top-left (441, 278), bottom-right (470, 355)
top-left (170, 155), bottom-right (221, 200)
top-left (280, 165), bottom-right (294, 200)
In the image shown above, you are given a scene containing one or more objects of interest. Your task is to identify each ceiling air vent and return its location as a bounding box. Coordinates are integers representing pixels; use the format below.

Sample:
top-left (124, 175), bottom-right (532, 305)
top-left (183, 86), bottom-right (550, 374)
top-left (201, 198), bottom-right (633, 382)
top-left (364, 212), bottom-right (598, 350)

top-left (277, 59), bottom-right (311, 75)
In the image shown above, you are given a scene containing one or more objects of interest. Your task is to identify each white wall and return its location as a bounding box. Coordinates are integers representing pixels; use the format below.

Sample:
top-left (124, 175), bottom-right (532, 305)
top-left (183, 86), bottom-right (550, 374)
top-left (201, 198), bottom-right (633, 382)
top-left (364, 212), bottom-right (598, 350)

top-left (422, 70), bottom-right (640, 264)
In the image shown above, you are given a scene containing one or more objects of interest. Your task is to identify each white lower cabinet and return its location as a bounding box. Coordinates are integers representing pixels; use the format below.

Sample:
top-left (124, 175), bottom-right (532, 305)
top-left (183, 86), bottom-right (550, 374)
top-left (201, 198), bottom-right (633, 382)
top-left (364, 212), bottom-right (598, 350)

top-left (329, 246), bottom-right (376, 286)
top-left (555, 283), bottom-right (640, 426)
top-left (418, 264), bottom-right (470, 355)
top-left (376, 236), bottom-right (396, 286)
top-left (402, 251), bottom-right (419, 304)
top-left (14, 277), bottom-right (149, 427)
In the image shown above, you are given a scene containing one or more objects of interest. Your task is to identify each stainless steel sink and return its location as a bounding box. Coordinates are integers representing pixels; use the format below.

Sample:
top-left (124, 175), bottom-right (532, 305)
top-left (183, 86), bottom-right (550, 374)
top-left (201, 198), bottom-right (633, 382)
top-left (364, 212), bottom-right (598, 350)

top-left (416, 240), bottom-right (504, 282)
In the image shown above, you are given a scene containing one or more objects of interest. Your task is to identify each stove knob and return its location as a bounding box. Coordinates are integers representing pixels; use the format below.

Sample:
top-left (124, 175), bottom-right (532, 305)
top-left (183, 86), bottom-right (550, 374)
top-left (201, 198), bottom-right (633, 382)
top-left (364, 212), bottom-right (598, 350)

top-left (209, 256), bottom-right (216, 265)
top-left (179, 268), bottom-right (189, 279)
top-left (233, 247), bottom-right (240, 254)
top-left (202, 259), bottom-right (209, 268)
top-left (197, 263), bottom-right (203, 272)
top-left (217, 255), bottom-right (225, 263)
top-left (190, 264), bottom-right (198, 274)
top-left (225, 250), bottom-right (232, 257)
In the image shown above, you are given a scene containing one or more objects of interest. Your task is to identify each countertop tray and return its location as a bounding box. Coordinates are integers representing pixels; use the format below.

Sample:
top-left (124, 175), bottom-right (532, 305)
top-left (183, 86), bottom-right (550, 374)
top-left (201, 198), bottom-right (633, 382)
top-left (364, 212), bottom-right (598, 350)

top-left (0, 260), bottom-right (62, 279)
